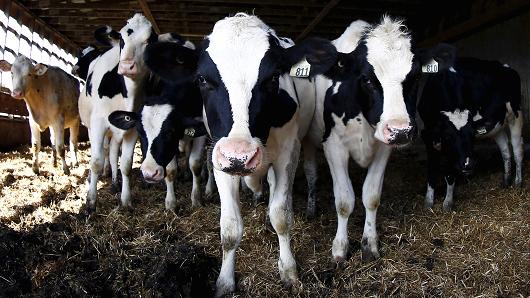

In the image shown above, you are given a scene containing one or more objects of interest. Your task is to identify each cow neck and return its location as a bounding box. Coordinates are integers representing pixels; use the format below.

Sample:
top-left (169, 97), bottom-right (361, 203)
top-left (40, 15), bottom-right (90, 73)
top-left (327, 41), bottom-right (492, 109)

top-left (125, 71), bottom-right (148, 113)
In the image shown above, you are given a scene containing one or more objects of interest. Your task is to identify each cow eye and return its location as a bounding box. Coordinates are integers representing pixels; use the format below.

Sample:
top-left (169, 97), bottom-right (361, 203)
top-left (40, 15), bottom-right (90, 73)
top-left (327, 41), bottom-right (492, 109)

top-left (197, 75), bottom-right (207, 85)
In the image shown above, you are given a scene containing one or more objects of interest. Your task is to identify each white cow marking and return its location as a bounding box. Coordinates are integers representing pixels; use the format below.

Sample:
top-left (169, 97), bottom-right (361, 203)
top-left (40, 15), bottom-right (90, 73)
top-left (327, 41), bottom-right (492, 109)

top-left (503, 64), bottom-right (510, 68)
top-left (332, 81), bottom-right (342, 95)
top-left (473, 111), bottom-right (483, 121)
top-left (449, 67), bottom-right (457, 73)
top-left (441, 109), bottom-right (469, 130)
top-left (142, 104), bottom-right (173, 166)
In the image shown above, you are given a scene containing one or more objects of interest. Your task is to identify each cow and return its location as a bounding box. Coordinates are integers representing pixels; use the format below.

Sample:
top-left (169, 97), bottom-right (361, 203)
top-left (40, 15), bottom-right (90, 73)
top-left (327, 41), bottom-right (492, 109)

top-left (0, 55), bottom-right (80, 175)
top-left (80, 13), bottom-right (168, 213)
top-left (108, 39), bottom-right (214, 210)
top-left (146, 13), bottom-right (338, 296)
top-left (416, 43), bottom-right (523, 211)
top-left (302, 17), bottom-right (420, 264)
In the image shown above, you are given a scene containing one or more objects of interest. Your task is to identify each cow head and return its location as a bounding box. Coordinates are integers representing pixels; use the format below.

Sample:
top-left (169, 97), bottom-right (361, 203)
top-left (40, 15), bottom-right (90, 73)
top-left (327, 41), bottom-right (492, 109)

top-left (0, 55), bottom-right (48, 99)
top-left (324, 17), bottom-right (418, 146)
top-left (195, 13), bottom-right (336, 176)
top-left (439, 109), bottom-right (475, 175)
top-left (117, 14), bottom-right (158, 79)
top-left (109, 99), bottom-right (206, 183)
top-left (72, 45), bottom-right (101, 80)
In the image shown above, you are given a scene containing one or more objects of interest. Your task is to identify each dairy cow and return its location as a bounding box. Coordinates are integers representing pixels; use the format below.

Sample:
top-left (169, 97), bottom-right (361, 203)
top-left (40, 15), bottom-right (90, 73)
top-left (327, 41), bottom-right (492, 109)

top-left (0, 55), bottom-right (80, 175)
top-left (192, 13), bottom-right (337, 296)
top-left (109, 39), bottom-right (214, 210)
top-left (80, 14), bottom-right (171, 212)
top-left (303, 17), bottom-right (420, 263)
top-left (417, 43), bottom-right (523, 211)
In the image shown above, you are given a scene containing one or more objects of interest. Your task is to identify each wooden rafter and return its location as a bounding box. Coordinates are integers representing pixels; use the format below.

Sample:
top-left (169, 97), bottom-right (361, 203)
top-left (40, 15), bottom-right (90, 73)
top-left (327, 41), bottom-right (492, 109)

top-left (296, 0), bottom-right (341, 41)
top-left (137, 0), bottom-right (160, 34)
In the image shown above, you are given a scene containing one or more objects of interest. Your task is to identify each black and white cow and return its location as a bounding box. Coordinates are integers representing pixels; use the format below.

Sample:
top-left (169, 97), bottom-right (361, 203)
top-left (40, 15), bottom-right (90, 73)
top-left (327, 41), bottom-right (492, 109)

top-left (108, 39), bottom-right (214, 210)
top-left (80, 14), bottom-right (169, 212)
top-left (417, 43), bottom-right (523, 211)
top-left (303, 17), bottom-right (420, 263)
top-left (190, 13), bottom-right (337, 296)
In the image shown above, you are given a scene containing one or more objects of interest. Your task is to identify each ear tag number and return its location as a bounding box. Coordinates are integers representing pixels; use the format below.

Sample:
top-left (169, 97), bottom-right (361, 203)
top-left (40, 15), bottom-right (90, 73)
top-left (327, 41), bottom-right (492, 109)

top-left (422, 59), bottom-right (438, 73)
top-left (289, 58), bottom-right (311, 78)
top-left (184, 128), bottom-right (195, 137)
top-left (476, 127), bottom-right (487, 135)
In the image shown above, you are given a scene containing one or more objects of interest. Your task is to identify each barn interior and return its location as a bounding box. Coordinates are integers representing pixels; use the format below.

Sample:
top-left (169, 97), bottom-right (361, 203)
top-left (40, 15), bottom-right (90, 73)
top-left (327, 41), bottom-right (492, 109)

top-left (0, 0), bottom-right (529, 297)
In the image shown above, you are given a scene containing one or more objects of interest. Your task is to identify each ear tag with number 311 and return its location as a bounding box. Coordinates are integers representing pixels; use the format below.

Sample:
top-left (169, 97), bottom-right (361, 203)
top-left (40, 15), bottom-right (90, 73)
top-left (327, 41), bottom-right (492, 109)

top-left (289, 58), bottom-right (311, 78)
top-left (422, 58), bottom-right (438, 73)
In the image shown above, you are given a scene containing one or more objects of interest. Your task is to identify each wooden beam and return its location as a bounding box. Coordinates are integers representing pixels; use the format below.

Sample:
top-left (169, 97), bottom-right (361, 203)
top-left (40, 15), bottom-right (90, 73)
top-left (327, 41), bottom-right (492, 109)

top-left (137, 0), bottom-right (160, 34)
top-left (419, 0), bottom-right (530, 46)
top-left (296, 0), bottom-right (341, 41)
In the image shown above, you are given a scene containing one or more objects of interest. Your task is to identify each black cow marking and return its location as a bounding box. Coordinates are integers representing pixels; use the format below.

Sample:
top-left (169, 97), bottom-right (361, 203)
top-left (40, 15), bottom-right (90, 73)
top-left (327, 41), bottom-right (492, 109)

top-left (98, 64), bottom-right (127, 99)
top-left (86, 72), bottom-right (93, 96)
top-left (127, 28), bottom-right (133, 36)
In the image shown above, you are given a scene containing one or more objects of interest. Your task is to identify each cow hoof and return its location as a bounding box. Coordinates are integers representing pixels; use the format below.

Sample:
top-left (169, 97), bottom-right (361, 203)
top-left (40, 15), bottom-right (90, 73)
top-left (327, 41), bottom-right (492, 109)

top-left (282, 278), bottom-right (301, 293)
top-left (85, 204), bottom-right (96, 215)
top-left (361, 237), bottom-right (380, 262)
top-left (252, 193), bottom-right (264, 207)
top-left (332, 238), bottom-right (349, 262)
top-left (63, 167), bottom-right (70, 175)
top-left (514, 179), bottom-right (523, 188)
top-left (442, 201), bottom-right (453, 212)
top-left (305, 207), bottom-right (316, 220)
top-left (424, 200), bottom-right (434, 210)
top-left (110, 182), bottom-right (120, 194)
top-left (215, 278), bottom-right (235, 298)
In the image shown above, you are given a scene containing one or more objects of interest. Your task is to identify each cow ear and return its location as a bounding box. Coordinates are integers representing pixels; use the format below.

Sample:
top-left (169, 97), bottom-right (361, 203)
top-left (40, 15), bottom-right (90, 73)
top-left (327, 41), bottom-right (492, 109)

top-left (144, 41), bottom-right (198, 84)
top-left (181, 117), bottom-right (207, 138)
top-left (94, 26), bottom-right (121, 47)
top-left (282, 37), bottom-right (338, 77)
top-left (417, 43), bottom-right (457, 72)
top-left (0, 60), bottom-right (12, 72)
top-left (32, 63), bottom-right (48, 76)
top-left (108, 111), bottom-right (138, 130)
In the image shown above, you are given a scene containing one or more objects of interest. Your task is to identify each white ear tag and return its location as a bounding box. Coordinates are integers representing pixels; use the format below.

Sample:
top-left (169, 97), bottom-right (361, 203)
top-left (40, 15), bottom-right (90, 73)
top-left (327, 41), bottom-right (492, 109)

top-left (289, 58), bottom-right (311, 78)
top-left (184, 128), bottom-right (195, 137)
top-left (422, 59), bottom-right (438, 73)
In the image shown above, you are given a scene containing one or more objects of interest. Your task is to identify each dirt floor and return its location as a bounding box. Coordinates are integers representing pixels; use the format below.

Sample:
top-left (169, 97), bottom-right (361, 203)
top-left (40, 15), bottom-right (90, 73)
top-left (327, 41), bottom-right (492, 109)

top-left (0, 141), bottom-right (528, 297)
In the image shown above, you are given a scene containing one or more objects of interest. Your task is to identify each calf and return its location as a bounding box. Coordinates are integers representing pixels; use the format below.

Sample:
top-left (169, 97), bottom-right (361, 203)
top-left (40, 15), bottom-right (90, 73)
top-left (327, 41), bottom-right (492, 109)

top-left (183, 13), bottom-right (336, 296)
top-left (303, 17), bottom-right (420, 262)
top-left (417, 43), bottom-right (523, 211)
top-left (80, 14), bottom-right (167, 212)
top-left (109, 39), bottom-right (213, 210)
top-left (0, 55), bottom-right (80, 174)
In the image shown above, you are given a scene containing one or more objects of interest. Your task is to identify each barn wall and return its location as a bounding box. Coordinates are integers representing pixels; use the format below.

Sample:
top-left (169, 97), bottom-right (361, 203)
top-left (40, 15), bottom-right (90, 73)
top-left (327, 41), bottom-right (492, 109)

top-left (453, 10), bottom-right (530, 134)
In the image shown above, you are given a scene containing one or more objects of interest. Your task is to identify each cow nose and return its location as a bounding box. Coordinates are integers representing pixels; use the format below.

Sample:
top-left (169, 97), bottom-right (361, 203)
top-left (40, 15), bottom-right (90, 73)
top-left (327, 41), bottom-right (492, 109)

top-left (216, 139), bottom-right (262, 175)
top-left (141, 165), bottom-right (164, 183)
top-left (11, 89), bottom-right (23, 98)
top-left (461, 157), bottom-right (474, 176)
top-left (384, 120), bottom-right (414, 145)
top-left (118, 60), bottom-right (137, 76)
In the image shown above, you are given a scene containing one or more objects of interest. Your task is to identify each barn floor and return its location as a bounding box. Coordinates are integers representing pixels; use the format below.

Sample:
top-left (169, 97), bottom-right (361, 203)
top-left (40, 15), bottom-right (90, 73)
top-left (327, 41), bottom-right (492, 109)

top-left (0, 141), bottom-right (528, 297)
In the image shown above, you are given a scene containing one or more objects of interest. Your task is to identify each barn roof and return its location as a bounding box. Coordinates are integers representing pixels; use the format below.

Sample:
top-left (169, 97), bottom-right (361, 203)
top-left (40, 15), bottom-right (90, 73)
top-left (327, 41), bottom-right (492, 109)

top-left (11, 0), bottom-right (530, 53)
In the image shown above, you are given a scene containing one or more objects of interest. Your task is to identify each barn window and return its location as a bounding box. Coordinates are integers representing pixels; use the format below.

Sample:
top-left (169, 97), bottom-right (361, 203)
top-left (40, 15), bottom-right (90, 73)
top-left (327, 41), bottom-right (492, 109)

top-left (0, 7), bottom-right (78, 94)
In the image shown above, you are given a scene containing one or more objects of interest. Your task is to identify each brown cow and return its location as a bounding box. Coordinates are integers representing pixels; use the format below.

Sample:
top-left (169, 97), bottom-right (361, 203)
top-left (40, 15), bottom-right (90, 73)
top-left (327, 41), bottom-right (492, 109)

top-left (0, 55), bottom-right (80, 174)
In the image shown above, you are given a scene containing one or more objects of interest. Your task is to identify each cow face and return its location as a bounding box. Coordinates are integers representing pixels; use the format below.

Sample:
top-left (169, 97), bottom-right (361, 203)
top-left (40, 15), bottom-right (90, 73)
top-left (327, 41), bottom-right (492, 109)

top-left (72, 45), bottom-right (101, 80)
top-left (439, 109), bottom-right (475, 175)
top-left (197, 13), bottom-right (337, 176)
top-left (118, 14), bottom-right (157, 78)
top-left (325, 17), bottom-right (418, 145)
top-left (0, 55), bottom-right (48, 99)
top-left (109, 101), bottom-right (205, 183)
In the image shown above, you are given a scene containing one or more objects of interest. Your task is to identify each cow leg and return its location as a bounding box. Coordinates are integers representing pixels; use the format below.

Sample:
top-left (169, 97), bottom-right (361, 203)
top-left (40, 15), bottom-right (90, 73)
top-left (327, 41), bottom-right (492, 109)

top-left (109, 136), bottom-right (121, 193)
top-left (425, 144), bottom-right (441, 209)
top-left (49, 127), bottom-right (57, 167)
top-left (205, 150), bottom-right (217, 201)
top-left (269, 138), bottom-right (300, 288)
top-left (493, 130), bottom-right (512, 187)
top-left (178, 139), bottom-right (192, 181)
top-left (361, 143), bottom-right (392, 262)
top-left (69, 121), bottom-right (79, 167)
top-left (102, 134), bottom-right (111, 177)
top-left (324, 141), bottom-right (353, 262)
top-left (508, 113), bottom-right (524, 186)
top-left (442, 174), bottom-right (456, 212)
top-left (189, 136), bottom-right (206, 208)
top-left (164, 156), bottom-right (178, 211)
top-left (214, 169), bottom-right (242, 297)
top-left (119, 129), bottom-right (137, 209)
top-left (244, 174), bottom-right (263, 206)
top-left (87, 122), bottom-right (107, 213)
top-left (303, 138), bottom-right (318, 219)
top-left (51, 120), bottom-right (69, 175)
top-left (29, 120), bottom-right (41, 174)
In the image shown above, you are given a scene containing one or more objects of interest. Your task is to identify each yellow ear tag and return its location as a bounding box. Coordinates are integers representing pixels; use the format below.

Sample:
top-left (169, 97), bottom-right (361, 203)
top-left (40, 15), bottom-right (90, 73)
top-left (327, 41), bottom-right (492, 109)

top-left (289, 58), bottom-right (311, 78)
